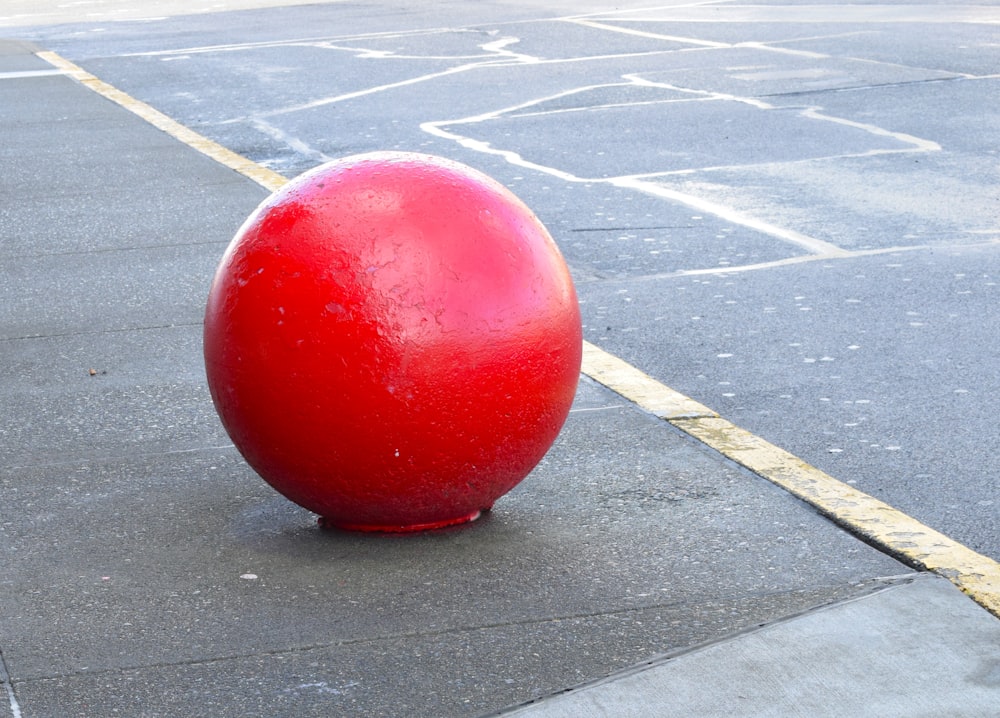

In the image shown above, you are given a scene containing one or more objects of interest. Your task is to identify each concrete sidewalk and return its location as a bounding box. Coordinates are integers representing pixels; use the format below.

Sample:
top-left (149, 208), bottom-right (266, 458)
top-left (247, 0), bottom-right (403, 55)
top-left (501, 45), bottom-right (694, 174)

top-left (1, 38), bottom-right (997, 717)
top-left (497, 575), bottom-right (1000, 717)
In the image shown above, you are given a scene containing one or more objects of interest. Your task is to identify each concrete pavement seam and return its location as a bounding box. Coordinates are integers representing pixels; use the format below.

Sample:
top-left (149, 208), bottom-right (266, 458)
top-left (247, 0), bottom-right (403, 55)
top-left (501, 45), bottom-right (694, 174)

top-left (37, 49), bottom-right (1000, 620)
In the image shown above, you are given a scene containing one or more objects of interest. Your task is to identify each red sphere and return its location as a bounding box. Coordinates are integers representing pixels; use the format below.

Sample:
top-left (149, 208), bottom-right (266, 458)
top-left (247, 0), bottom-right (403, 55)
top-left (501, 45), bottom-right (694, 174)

top-left (204, 152), bottom-right (582, 532)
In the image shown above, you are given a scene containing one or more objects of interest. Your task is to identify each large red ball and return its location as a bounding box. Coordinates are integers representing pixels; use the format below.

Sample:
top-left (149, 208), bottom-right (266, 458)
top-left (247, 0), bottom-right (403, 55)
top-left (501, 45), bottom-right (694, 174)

top-left (204, 152), bottom-right (582, 532)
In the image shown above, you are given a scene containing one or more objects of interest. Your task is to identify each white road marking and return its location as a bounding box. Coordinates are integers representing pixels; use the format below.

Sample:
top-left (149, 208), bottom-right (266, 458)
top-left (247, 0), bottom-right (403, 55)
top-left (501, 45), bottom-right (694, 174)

top-left (611, 177), bottom-right (849, 256)
top-left (422, 66), bottom-right (940, 260)
top-left (0, 68), bottom-right (64, 79)
top-left (0, 652), bottom-right (21, 718)
top-left (248, 118), bottom-right (335, 165)
top-left (800, 106), bottom-right (941, 153)
top-left (568, 18), bottom-right (732, 48)
top-left (49, 6), bottom-right (966, 277)
top-left (116, 28), bottom-right (490, 58)
top-left (568, 405), bottom-right (626, 414)
top-left (575, 5), bottom-right (1000, 25)
top-left (226, 58), bottom-right (507, 122)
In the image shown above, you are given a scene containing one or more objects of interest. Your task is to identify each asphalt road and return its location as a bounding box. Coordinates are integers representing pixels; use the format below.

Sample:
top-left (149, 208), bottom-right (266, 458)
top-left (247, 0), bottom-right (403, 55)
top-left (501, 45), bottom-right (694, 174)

top-left (7, 0), bottom-right (999, 558)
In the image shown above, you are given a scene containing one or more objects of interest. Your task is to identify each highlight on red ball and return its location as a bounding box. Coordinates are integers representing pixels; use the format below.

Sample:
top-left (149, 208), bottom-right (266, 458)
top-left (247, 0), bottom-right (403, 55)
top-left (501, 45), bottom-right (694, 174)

top-left (204, 152), bottom-right (582, 532)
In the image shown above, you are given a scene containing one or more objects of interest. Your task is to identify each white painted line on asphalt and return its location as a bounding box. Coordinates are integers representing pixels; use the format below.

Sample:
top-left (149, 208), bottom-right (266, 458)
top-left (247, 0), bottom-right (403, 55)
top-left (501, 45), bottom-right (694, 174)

top-left (423, 112), bottom-right (848, 257)
top-left (611, 176), bottom-right (849, 257)
top-left (643, 241), bottom-right (997, 279)
top-left (241, 63), bottom-right (494, 121)
top-left (567, 18), bottom-right (731, 48)
top-left (114, 27), bottom-right (459, 57)
top-left (0, 650), bottom-right (22, 718)
top-left (0, 68), bottom-right (63, 79)
top-left (576, 5), bottom-right (1000, 25)
top-left (2, 685), bottom-right (21, 718)
top-left (738, 41), bottom-right (833, 60)
top-left (247, 117), bottom-right (334, 165)
top-left (624, 73), bottom-right (943, 154)
top-left (801, 105), bottom-right (942, 153)
top-left (422, 108), bottom-right (583, 183)
top-left (567, 404), bottom-right (625, 414)
top-left (421, 67), bottom-right (940, 261)
top-left (409, 136), bottom-right (831, 261)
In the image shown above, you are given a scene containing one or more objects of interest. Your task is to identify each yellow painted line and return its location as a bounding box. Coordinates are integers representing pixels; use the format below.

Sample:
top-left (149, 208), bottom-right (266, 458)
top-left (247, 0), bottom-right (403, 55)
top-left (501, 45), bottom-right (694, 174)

top-left (672, 417), bottom-right (1000, 617)
top-left (583, 342), bottom-right (1000, 616)
top-left (40, 48), bottom-right (1000, 618)
top-left (36, 51), bottom-right (289, 193)
top-left (581, 341), bottom-right (717, 421)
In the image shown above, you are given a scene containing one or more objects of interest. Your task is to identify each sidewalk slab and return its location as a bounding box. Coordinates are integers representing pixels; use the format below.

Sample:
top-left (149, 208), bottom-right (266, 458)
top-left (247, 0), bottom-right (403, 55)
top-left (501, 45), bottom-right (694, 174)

top-left (497, 575), bottom-right (1000, 717)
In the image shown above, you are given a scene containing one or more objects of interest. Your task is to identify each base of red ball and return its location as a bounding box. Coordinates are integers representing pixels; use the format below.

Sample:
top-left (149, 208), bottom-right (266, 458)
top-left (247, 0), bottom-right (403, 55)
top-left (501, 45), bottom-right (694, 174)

top-left (317, 508), bottom-right (487, 533)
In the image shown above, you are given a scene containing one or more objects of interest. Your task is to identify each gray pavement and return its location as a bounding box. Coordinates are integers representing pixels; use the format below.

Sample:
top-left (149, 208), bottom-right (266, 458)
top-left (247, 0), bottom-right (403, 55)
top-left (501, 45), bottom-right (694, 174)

top-left (1, 35), bottom-right (998, 718)
top-left (15, 0), bottom-right (1000, 560)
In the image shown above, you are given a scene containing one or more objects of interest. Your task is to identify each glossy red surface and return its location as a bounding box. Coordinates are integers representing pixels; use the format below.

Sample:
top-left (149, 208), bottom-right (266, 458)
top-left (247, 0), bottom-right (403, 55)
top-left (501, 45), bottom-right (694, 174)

top-left (204, 152), bottom-right (582, 532)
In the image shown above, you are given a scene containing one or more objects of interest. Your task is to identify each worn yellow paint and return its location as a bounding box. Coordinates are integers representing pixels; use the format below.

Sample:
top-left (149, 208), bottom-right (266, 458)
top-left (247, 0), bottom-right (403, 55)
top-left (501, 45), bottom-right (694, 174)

top-left (37, 51), bottom-right (289, 193)
top-left (579, 348), bottom-right (1000, 616)
top-left (581, 341), bottom-right (717, 420)
top-left (40, 47), bottom-right (1000, 618)
top-left (672, 416), bottom-right (1000, 616)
